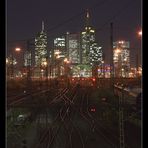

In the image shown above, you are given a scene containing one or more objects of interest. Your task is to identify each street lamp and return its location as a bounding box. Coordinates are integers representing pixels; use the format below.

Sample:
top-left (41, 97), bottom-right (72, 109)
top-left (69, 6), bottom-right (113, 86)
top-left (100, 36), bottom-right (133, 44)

top-left (64, 58), bottom-right (68, 76)
top-left (55, 51), bottom-right (60, 56)
top-left (10, 47), bottom-right (21, 78)
top-left (43, 61), bottom-right (48, 78)
top-left (64, 58), bottom-right (70, 87)
top-left (41, 69), bottom-right (44, 77)
top-left (56, 54), bottom-right (61, 77)
top-left (138, 30), bottom-right (142, 37)
top-left (43, 61), bottom-right (47, 66)
top-left (101, 61), bottom-right (104, 77)
top-left (6, 58), bottom-right (10, 78)
top-left (64, 58), bottom-right (69, 63)
top-left (53, 51), bottom-right (60, 77)
top-left (15, 47), bottom-right (21, 52)
top-left (6, 58), bottom-right (8, 64)
top-left (115, 48), bottom-right (121, 54)
top-left (136, 29), bottom-right (142, 77)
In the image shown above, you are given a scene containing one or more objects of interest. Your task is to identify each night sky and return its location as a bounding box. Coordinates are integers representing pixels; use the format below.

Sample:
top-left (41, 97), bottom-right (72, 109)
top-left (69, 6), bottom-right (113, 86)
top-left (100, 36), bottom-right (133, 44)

top-left (7, 0), bottom-right (142, 66)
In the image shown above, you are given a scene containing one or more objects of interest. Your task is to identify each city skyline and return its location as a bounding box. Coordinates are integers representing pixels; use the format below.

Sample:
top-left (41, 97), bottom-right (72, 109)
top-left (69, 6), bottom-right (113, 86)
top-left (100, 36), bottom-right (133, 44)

top-left (7, 0), bottom-right (142, 67)
top-left (6, 1), bottom-right (142, 147)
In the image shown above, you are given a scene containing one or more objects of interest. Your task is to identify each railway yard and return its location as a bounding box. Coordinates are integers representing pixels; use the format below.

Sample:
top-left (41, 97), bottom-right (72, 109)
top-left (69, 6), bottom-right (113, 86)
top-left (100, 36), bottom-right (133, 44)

top-left (7, 79), bottom-right (142, 148)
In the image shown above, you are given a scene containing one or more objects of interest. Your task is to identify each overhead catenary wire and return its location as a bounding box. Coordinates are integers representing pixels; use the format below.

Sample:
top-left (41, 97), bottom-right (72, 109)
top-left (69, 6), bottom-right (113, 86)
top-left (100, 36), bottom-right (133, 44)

top-left (7, 0), bottom-right (111, 44)
top-left (96, 0), bottom-right (136, 32)
top-left (46, 0), bottom-right (111, 34)
top-left (7, 0), bottom-right (140, 44)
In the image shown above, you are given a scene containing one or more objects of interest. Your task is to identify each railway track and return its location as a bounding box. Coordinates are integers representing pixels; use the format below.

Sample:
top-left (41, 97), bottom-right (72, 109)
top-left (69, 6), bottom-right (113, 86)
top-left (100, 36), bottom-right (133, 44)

top-left (79, 87), bottom-right (132, 148)
top-left (7, 85), bottom-right (137, 148)
top-left (35, 84), bottom-right (86, 148)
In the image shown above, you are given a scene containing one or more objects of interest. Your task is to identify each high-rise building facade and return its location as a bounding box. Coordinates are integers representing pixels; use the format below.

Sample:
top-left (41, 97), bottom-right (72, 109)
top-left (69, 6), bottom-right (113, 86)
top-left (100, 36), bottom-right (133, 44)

top-left (66, 32), bottom-right (81, 77)
top-left (52, 36), bottom-right (66, 77)
top-left (66, 32), bottom-right (80, 64)
top-left (80, 10), bottom-right (103, 77)
top-left (113, 41), bottom-right (130, 77)
top-left (52, 32), bottom-right (81, 77)
top-left (35, 21), bottom-right (48, 67)
top-left (51, 10), bottom-right (103, 78)
top-left (33, 21), bottom-right (48, 77)
top-left (54, 36), bottom-right (66, 58)
top-left (89, 42), bottom-right (102, 66)
top-left (81, 10), bottom-right (96, 64)
top-left (90, 42), bottom-right (103, 77)
top-left (24, 51), bottom-right (31, 66)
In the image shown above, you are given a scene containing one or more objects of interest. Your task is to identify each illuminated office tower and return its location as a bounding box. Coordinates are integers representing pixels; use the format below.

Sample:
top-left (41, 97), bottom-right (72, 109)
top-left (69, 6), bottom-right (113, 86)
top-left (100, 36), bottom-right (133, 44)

top-left (35, 21), bottom-right (48, 67)
top-left (65, 32), bottom-right (81, 77)
top-left (90, 42), bottom-right (103, 77)
top-left (53, 35), bottom-right (67, 77)
top-left (53, 32), bottom-right (81, 77)
top-left (66, 32), bottom-right (80, 64)
top-left (89, 42), bottom-right (103, 66)
top-left (113, 41), bottom-right (130, 77)
top-left (24, 51), bottom-right (31, 66)
top-left (81, 10), bottom-right (95, 64)
top-left (51, 10), bottom-right (103, 77)
top-left (80, 10), bottom-right (96, 77)
top-left (54, 36), bottom-right (66, 58)
top-left (53, 32), bottom-right (80, 63)
top-left (80, 10), bottom-right (103, 77)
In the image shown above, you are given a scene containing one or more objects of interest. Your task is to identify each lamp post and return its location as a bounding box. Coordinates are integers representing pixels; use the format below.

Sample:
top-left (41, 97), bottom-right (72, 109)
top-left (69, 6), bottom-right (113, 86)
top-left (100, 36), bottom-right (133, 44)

top-left (138, 30), bottom-right (142, 37)
top-left (10, 47), bottom-right (21, 79)
top-left (64, 58), bottom-right (70, 75)
top-left (64, 58), bottom-right (70, 87)
top-left (136, 30), bottom-right (142, 78)
top-left (54, 51), bottom-right (60, 77)
top-left (64, 58), bottom-right (68, 75)
top-left (15, 47), bottom-right (21, 52)
top-left (57, 56), bottom-right (61, 78)
top-left (43, 60), bottom-right (48, 87)
top-left (6, 58), bottom-right (10, 79)
top-left (101, 61), bottom-right (104, 78)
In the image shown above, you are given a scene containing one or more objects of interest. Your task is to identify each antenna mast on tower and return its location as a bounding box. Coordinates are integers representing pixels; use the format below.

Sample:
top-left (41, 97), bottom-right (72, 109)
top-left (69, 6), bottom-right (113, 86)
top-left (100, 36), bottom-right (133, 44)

top-left (42, 21), bottom-right (44, 32)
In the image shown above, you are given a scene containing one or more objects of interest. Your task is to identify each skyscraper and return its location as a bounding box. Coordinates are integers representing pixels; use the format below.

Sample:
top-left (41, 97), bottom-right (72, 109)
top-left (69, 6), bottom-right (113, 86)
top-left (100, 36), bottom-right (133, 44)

top-left (81, 9), bottom-right (96, 64)
top-left (113, 41), bottom-right (130, 77)
top-left (80, 10), bottom-right (103, 77)
top-left (89, 43), bottom-right (102, 66)
top-left (34, 21), bottom-right (48, 77)
top-left (35, 21), bottom-right (48, 67)
top-left (52, 35), bottom-right (66, 77)
top-left (53, 32), bottom-right (81, 77)
top-left (51, 10), bottom-right (103, 77)
top-left (66, 32), bottom-right (80, 64)
top-left (54, 36), bottom-right (66, 58)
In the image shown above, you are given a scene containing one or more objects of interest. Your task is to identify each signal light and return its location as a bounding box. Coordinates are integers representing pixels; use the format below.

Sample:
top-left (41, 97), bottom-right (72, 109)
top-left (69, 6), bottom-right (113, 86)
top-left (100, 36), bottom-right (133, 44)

top-left (92, 78), bottom-right (96, 82)
top-left (101, 98), bottom-right (106, 101)
top-left (90, 108), bottom-right (96, 112)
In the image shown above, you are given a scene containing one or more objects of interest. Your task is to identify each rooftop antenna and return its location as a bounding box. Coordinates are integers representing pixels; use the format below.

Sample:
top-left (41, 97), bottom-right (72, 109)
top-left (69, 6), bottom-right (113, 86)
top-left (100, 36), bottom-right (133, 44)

top-left (86, 9), bottom-right (90, 27)
top-left (42, 21), bottom-right (44, 32)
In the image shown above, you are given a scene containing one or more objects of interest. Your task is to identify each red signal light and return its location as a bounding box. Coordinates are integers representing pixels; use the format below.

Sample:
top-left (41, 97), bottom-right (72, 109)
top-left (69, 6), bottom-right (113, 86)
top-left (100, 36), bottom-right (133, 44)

top-left (92, 78), bottom-right (96, 82)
